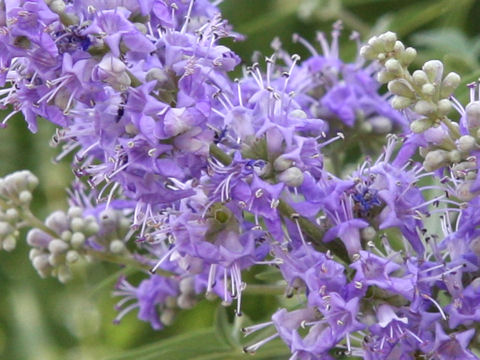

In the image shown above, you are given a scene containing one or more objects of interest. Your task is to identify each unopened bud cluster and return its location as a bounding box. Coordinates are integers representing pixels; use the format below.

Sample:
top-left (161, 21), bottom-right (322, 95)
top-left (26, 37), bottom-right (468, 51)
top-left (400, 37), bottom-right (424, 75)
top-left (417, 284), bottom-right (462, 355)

top-left (27, 206), bottom-right (129, 283)
top-left (0, 171), bottom-right (39, 251)
top-left (361, 32), bottom-right (461, 132)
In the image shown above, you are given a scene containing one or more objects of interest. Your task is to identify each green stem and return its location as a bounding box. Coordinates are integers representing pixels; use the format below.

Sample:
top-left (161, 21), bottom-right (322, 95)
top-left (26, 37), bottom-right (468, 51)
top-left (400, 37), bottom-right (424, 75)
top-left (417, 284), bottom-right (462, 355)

top-left (209, 144), bottom-right (232, 166)
top-left (441, 116), bottom-right (461, 140)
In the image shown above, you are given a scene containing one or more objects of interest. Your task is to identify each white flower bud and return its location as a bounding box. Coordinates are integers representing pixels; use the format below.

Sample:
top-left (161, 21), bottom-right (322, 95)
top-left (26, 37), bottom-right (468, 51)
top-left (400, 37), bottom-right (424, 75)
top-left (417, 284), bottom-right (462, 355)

top-left (379, 31), bottom-right (397, 52)
top-left (360, 45), bottom-right (377, 60)
top-left (27, 228), bottom-right (51, 248)
top-left (393, 40), bottom-right (405, 54)
top-left (423, 149), bottom-right (450, 171)
top-left (410, 118), bottom-right (433, 133)
top-left (48, 253), bottom-right (63, 266)
top-left (367, 36), bottom-right (384, 52)
top-left (448, 150), bottom-right (461, 163)
top-left (2, 235), bottom-right (16, 251)
top-left (422, 60), bottom-right (443, 83)
top-left (376, 70), bottom-right (395, 84)
top-left (71, 232), bottom-right (86, 249)
top-left (45, 211), bottom-right (69, 234)
top-left (29, 248), bottom-right (43, 260)
top-left (57, 265), bottom-right (72, 283)
top-left (466, 101), bottom-right (480, 129)
top-left (440, 72), bottom-right (461, 98)
top-left (421, 83), bottom-right (435, 97)
top-left (70, 217), bottom-right (84, 233)
top-left (289, 109), bottom-right (307, 119)
top-left (32, 254), bottom-right (50, 273)
top-left (61, 230), bottom-right (72, 242)
top-left (109, 239), bottom-right (125, 254)
top-left (66, 250), bottom-right (80, 264)
top-left (5, 208), bottom-right (18, 222)
top-left (177, 294), bottom-right (195, 309)
top-left (83, 220), bottom-right (100, 236)
top-left (437, 99), bottom-right (452, 116)
top-left (48, 239), bottom-right (69, 255)
top-left (412, 70), bottom-right (429, 87)
top-left (179, 277), bottom-right (195, 295)
top-left (361, 226), bottom-right (376, 241)
top-left (0, 222), bottom-right (13, 237)
top-left (457, 135), bottom-right (477, 153)
top-left (277, 167), bottom-right (304, 187)
top-left (385, 59), bottom-right (402, 75)
top-left (49, 0), bottom-right (66, 13)
top-left (391, 96), bottom-right (412, 110)
top-left (387, 79), bottom-right (414, 98)
top-left (273, 156), bottom-right (293, 172)
top-left (67, 206), bottom-right (83, 219)
top-left (399, 47), bottom-right (416, 65)
top-left (18, 190), bottom-right (32, 204)
top-left (414, 100), bottom-right (436, 116)
top-left (369, 116), bottom-right (393, 134)
top-left (160, 309), bottom-right (176, 326)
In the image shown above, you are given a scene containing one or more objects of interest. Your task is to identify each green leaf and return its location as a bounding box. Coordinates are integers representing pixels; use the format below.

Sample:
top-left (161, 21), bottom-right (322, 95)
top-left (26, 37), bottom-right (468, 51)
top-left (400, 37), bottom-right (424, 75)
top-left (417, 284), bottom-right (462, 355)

top-left (254, 267), bottom-right (284, 282)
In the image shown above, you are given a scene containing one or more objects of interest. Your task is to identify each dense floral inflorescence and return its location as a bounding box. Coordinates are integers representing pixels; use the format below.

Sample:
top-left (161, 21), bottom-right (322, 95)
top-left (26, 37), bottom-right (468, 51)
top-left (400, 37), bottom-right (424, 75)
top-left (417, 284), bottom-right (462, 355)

top-left (1, 1), bottom-right (480, 359)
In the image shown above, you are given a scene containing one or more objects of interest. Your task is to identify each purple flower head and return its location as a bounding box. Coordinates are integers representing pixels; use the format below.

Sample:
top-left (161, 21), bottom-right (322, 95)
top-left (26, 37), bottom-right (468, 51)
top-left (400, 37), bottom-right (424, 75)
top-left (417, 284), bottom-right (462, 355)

top-left (429, 323), bottom-right (477, 360)
top-left (113, 275), bottom-right (179, 330)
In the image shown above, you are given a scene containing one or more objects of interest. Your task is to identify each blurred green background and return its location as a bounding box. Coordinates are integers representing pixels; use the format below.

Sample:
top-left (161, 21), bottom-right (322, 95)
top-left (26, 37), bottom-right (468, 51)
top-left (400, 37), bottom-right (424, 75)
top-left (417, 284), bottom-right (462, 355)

top-left (1, 0), bottom-right (479, 359)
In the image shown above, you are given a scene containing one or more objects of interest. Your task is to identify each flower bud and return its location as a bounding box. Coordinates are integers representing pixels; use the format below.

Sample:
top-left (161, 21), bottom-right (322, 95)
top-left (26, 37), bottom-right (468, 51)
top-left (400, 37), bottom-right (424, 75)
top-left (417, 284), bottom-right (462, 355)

top-left (57, 265), bottom-right (72, 283)
top-left (160, 309), bottom-right (176, 326)
top-left (45, 211), bottom-right (69, 234)
top-left (70, 217), bottom-right (85, 233)
top-left (0, 222), bottom-right (13, 237)
top-left (423, 149), bottom-right (450, 171)
top-left (457, 135), bottom-right (477, 153)
top-left (410, 118), bottom-right (433, 133)
top-left (66, 250), bottom-right (80, 263)
top-left (32, 255), bottom-right (50, 273)
top-left (277, 167), bottom-right (304, 187)
top-left (2, 235), bottom-right (16, 251)
top-left (421, 83), bottom-right (435, 97)
top-left (448, 150), bottom-right (461, 163)
top-left (399, 47), bottom-right (416, 65)
top-left (412, 70), bottom-right (429, 87)
top-left (385, 59), bottom-right (402, 76)
top-left (360, 45), bottom-right (377, 61)
top-left (379, 31), bottom-right (397, 52)
top-left (414, 100), bottom-right (436, 116)
top-left (388, 79), bottom-right (414, 98)
top-left (437, 99), bottom-right (452, 116)
top-left (391, 96), bottom-right (412, 110)
top-left (109, 239), bottom-right (125, 254)
top-left (422, 60), bottom-right (443, 83)
top-left (5, 208), bottom-right (18, 222)
top-left (466, 101), bottom-right (480, 130)
top-left (440, 72), bottom-right (461, 98)
top-left (71, 232), bottom-right (86, 249)
top-left (67, 206), bottom-right (83, 219)
top-left (48, 239), bottom-right (69, 255)
top-left (393, 40), bottom-right (405, 54)
top-left (376, 70), bottom-right (395, 84)
top-left (273, 156), bottom-right (293, 172)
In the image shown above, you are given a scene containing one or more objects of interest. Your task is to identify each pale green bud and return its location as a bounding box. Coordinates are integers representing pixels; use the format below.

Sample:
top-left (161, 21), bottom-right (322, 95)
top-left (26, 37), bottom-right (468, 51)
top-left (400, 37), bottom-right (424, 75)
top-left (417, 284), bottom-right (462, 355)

top-left (423, 149), bottom-right (450, 171)
top-left (457, 135), bottom-right (477, 153)
top-left (32, 254), bottom-right (50, 273)
top-left (367, 36), bottom-right (385, 53)
top-left (2, 235), bottom-right (16, 251)
top-left (273, 156), bottom-right (293, 172)
top-left (361, 226), bottom-right (376, 242)
top-left (109, 239), bottom-right (125, 254)
top-left (388, 79), bottom-right (415, 98)
top-left (160, 309), bottom-right (176, 326)
top-left (379, 31), bottom-right (397, 52)
top-left (18, 190), bottom-right (32, 204)
top-left (466, 101), bottom-right (480, 129)
top-left (393, 40), bottom-right (405, 54)
top-left (0, 222), bottom-right (13, 237)
top-left (399, 47), bottom-right (416, 65)
top-left (71, 232), bottom-right (86, 249)
top-left (370, 116), bottom-right (393, 134)
top-left (422, 60), bottom-right (443, 83)
top-left (360, 45), bottom-right (377, 61)
top-left (440, 72), bottom-right (461, 98)
top-left (456, 181), bottom-right (477, 201)
top-left (177, 294), bottom-right (195, 309)
top-left (67, 206), bottom-right (83, 219)
top-left (414, 100), bottom-right (436, 116)
top-left (385, 59), bottom-right (402, 76)
top-left (179, 277), bottom-right (196, 295)
top-left (48, 239), bottom-right (69, 255)
top-left (57, 265), bottom-right (72, 283)
top-left (377, 70), bottom-right (396, 84)
top-left (66, 250), bottom-right (80, 263)
top-left (448, 150), bottom-right (461, 163)
top-left (412, 70), bottom-right (429, 87)
top-left (5, 208), bottom-right (19, 222)
top-left (391, 96), bottom-right (412, 110)
top-left (277, 167), bottom-right (304, 187)
top-left (437, 99), bottom-right (452, 116)
top-left (70, 217), bottom-right (85, 233)
top-left (410, 118), bottom-right (433, 133)
top-left (421, 83), bottom-right (435, 97)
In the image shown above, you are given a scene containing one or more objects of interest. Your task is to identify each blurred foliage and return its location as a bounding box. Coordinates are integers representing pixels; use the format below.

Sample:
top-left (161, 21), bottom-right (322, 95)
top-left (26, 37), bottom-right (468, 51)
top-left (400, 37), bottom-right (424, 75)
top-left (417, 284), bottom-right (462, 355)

top-left (1, 0), bottom-right (480, 359)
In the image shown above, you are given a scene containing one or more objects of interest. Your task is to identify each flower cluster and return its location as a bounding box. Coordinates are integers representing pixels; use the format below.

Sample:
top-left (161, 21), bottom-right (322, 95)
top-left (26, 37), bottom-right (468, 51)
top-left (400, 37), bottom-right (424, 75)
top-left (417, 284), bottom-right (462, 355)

top-left (1, 1), bottom-right (480, 359)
